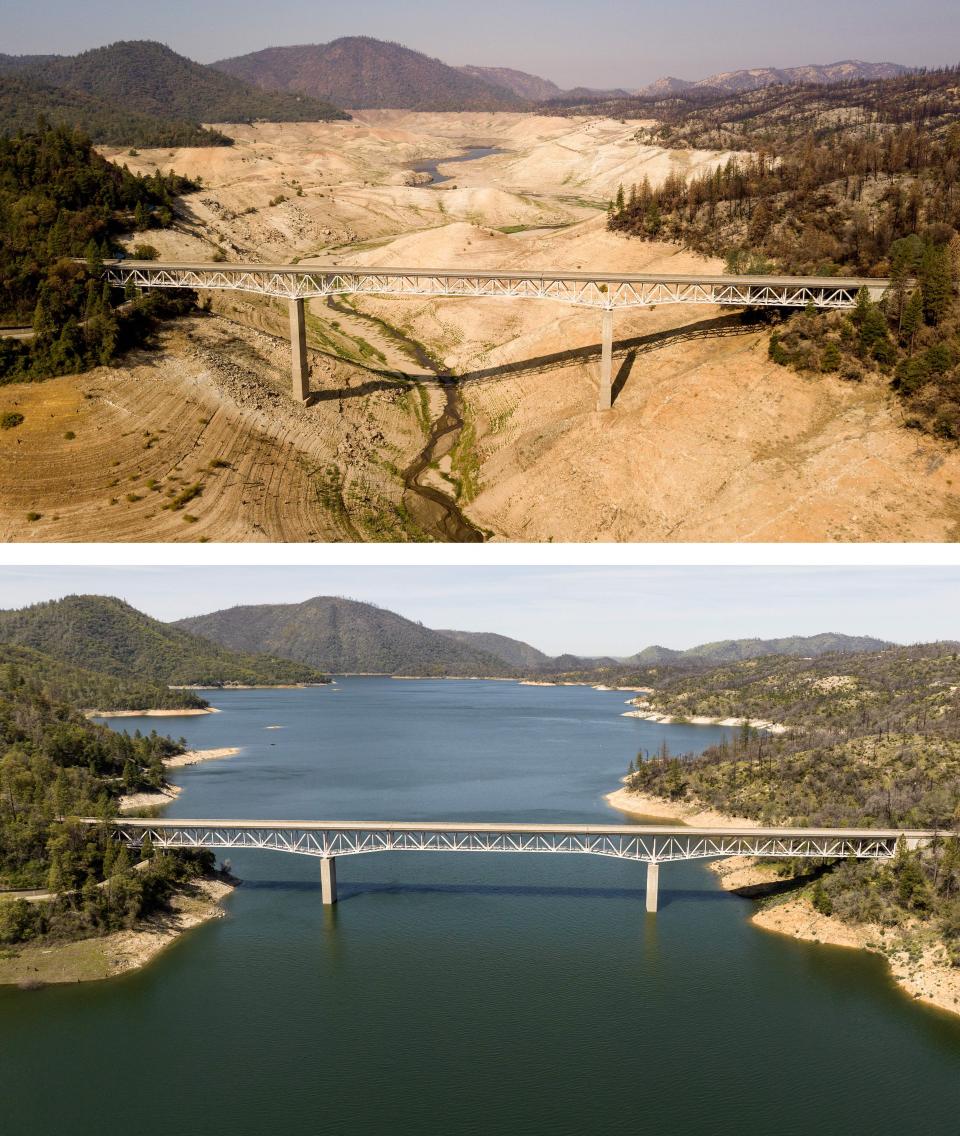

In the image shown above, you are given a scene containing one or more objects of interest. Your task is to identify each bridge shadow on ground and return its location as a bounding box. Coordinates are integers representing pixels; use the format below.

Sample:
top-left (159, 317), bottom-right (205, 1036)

top-left (305, 311), bottom-right (765, 409)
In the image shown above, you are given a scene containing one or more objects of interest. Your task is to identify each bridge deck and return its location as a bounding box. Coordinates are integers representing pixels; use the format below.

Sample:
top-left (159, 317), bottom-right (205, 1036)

top-left (105, 260), bottom-right (886, 292)
top-left (97, 818), bottom-right (935, 840)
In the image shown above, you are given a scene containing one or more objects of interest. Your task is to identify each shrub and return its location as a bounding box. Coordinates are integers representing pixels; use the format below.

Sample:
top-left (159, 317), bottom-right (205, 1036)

top-left (1, 411), bottom-right (23, 429)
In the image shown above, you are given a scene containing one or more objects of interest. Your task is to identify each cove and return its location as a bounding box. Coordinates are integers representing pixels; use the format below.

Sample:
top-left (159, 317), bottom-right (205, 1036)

top-left (1, 678), bottom-right (958, 1136)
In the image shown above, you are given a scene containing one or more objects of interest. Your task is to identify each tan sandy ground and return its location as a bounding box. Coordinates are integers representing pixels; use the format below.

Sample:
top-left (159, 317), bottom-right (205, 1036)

top-left (0, 314), bottom-right (429, 542)
top-left (621, 705), bottom-right (788, 733)
top-left (606, 786), bottom-right (762, 829)
top-left (608, 785), bottom-right (960, 1019)
top-left (83, 707), bottom-right (220, 718)
top-left (6, 114), bottom-right (959, 541)
top-left (0, 876), bottom-right (234, 986)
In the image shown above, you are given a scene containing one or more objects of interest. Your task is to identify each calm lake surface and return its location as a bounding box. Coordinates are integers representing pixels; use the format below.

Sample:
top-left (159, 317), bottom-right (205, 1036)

top-left (2, 678), bottom-right (959, 1135)
top-left (412, 146), bottom-right (505, 184)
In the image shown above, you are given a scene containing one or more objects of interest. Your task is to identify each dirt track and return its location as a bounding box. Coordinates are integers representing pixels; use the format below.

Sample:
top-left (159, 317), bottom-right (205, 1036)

top-left (4, 112), bottom-right (959, 542)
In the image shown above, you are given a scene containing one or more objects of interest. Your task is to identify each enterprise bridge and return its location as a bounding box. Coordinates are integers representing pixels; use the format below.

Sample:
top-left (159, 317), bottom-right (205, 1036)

top-left (99, 260), bottom-right (889, 410)
top-left (83, 817), bottom-right (947, 913)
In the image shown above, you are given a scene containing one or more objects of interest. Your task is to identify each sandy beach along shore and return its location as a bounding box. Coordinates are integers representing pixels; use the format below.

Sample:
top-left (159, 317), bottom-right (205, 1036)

top-left (621, 707), bottom-right (788, 733)
top-left (118, 747), bottom-right (241, 811)
top-left (605, 783), bottom-right (960, 1019)
top-left (0, 875), bottom-right (235, 987)
top-left (85, 707), bottom-right (220, 718)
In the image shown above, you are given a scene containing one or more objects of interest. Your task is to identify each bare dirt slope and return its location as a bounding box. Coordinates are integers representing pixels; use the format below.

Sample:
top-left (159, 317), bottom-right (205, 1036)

top-left (6, 112), bottom-right (958, 542)
top-left (0, 316), bottom-right (428, 542)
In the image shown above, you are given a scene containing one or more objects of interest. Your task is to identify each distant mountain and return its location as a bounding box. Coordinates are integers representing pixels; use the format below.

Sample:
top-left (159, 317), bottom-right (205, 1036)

top-left (640, 76), bottom-right (696, 96)
top-left (637, 60), bottom-right (911, 96)
top-left (436, 629), bottom-right (554, 671)
top-left (211, 37), bottom-right (528, 111)
top-left (171, 597), bottom-right (892, 678)
top-left (627, 634), bottom-right (892, 666)
top-left (0, 40), bottom-right (347, 132)
top-left (458, 65), bottom-right (562, 102)
top-left (0, 642), bottom-right (209, 712)
top-left (173, 597), bottom-right (515, 676)
top-left (0, 596), bottom-right (329, 687)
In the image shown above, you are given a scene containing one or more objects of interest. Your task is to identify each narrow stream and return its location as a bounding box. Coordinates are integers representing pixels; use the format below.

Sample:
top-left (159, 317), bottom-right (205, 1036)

top-left (325, 297), bottom-right (484, 543)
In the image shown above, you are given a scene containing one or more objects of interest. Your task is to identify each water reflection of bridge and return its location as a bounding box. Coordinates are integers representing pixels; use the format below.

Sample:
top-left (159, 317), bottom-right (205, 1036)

top-left (88, 818), bottom-right (942, 913)
top-left (99, 261), bottom-right (889, 410)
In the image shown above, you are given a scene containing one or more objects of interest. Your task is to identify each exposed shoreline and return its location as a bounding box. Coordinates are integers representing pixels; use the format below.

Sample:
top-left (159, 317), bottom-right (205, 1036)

top-left (85, 707), bottom-right (220, 718)
top-left (0, 875), bottom-right (235, 988)
top-left (620, 706), bottom-right (788, 734)
top-left (118, 747), bottom-right (241, 812)
top-left (605, 783), bottom-right (960, 1019)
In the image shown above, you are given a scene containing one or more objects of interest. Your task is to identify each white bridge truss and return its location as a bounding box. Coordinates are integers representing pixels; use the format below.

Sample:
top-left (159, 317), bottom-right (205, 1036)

top-left (99, 819), bottom-right (933, 864)
top-left (97, 260), bottom-right (888, 408)
top-left (101, 261), bottom-right (888, 312)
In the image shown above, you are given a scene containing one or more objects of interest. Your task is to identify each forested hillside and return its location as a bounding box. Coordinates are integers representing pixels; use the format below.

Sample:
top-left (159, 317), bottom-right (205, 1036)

top-left (212, 37), bottom-right (527, 111)
top-left (0, 76), bottom-right (231, 147)
top-left (0, 670), bottom-right (212, 947)
top-left (0, 41), bottom-right (347, 144)
top-left (623, 641), bottom-right (960, 964)
top-left (0, 643), bottom-right (208, 711)
top-left (174, 595), bottom-right (514, 676)
top-left (0, 124), bottom-right (196, 381)
top-left (0, 595), bottom-right (330, 687)
top-left (606, 68), bottom-right (960, 439)
top-left (640, 642), bottom-right (960, 729)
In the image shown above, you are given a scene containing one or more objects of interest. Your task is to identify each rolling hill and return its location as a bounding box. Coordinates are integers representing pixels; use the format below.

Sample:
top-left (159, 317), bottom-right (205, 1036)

top-left (173, 597), bottom-right (897, 678)
top-left (626, 634), bottom-right (893, 666)
top-left (0, 642), bottom-right (209, 711)
top-left (0, 596), bottom-right (329, 687)
top-left (0, 40), bottom-right (348, 143)
top-left (458, 65), bottom-right (561, 102)
top-left (637, 59), bottom-right (911, 96)
top-left (0, 73), bottom-right (231, 147)
top-left (211, 37), bottom-right (527, 111)
top-left (173, 596), bottom-right (514, 676)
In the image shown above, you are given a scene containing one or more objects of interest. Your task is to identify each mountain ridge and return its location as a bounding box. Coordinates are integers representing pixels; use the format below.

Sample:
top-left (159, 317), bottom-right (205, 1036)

top-left (212, 37), bottom-right (527, 111)
top-left (0, 40), bottom-right (348, 144)
top-left (636, 59), bottom-right (911, 96)
top-left (0, 595), bottom-right (329, 687)
top-left (172, 596), bottom-right (897, 676)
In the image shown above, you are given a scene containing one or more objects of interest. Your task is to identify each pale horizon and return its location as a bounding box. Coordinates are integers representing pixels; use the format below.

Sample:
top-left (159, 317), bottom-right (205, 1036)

top-left (3, 0), bottom-right (958, 89)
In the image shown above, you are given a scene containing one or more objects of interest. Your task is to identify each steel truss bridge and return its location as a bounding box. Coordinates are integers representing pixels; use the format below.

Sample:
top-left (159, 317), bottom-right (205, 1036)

top-left (99, 260), bottom-right (889, 409)
top-left (87, 818), bottom-right (943, 913)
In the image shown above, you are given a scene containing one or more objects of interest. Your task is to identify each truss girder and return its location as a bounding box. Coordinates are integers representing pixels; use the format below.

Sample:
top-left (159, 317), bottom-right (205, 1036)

top-left (102, 264), bottom-right (878, 312)
top-left (107, 822), bottom-right (911, 865)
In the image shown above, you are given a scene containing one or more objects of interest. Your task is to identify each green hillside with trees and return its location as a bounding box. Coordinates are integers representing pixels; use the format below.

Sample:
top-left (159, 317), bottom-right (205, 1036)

top-left (0, 75), bottom-right (232, 147)
top-left (0, 643), bottom-right (209, 712)
top-left (0, 123), bottom-right (196, 381)
top-left (0, 669), bottom-right (213, 948)
top-left (0, 41), bottom-right (348, 145)
top-left (606, 68), bottom-right (960, 440)
top-left (0, 595), bottom-right (330, 687)
top-left (622, 641), bottom-right (960, 966)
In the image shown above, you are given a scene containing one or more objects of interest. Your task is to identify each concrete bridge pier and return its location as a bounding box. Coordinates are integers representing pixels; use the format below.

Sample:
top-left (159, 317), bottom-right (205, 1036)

top-left (289, 297), bottom-right (310, 402)
top-left (646, 862), bottom-right (659, 913)
top-left (320, 856), bottom-right (337, 905)
top-left (597, 308), bottom-right (614, 412)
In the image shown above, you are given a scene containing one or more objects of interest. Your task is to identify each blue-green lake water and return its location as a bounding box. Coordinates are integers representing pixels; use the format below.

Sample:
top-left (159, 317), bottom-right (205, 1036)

top-left (2, 678), bottom-right (959, 1135)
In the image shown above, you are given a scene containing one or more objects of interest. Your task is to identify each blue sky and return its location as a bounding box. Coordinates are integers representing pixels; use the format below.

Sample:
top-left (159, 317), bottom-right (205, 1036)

top-left (0, 566), bottom-right (955, 655)
top-left (5, 0), bottom-right (958, 87)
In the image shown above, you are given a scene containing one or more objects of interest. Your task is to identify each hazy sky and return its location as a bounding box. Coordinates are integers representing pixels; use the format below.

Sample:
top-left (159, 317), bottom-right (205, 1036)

top-left (5, 0), bottom-right (958, 88)
top-left (0, 566), bottom-right (955, 656)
